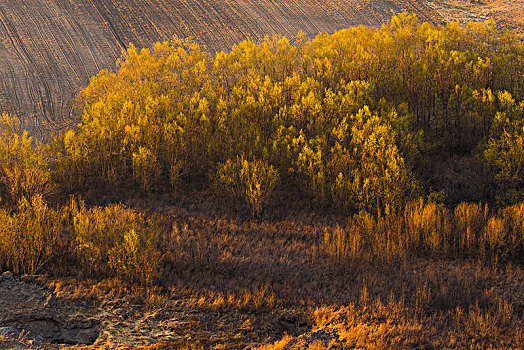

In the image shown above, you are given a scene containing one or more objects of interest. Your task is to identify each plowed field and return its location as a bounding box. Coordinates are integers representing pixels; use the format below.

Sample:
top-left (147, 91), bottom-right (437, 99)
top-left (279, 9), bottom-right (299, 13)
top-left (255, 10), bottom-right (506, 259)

top-left (0, 0), bottom-right (443, 136)
top-left (1, 1), bottom-right (522, 136)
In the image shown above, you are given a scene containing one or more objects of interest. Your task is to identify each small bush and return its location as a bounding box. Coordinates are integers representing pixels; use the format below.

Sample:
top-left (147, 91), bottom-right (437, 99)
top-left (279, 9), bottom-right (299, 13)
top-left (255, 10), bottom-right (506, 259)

top-left (499, 203), bottom-right (524, 259)
top-left (215, 156), bottom-right (279, 215)
top-left (328, 107), bottom-right (419, 212)
top-left (322, 225), bottom-right (362, 265)
top-left (483, 96), bottom-right (524, 206)
top-left (0, 113), bottom-right (53, 206)
top-left (456, 302), bottom-right (510, 342)
top-left (71, 200), bottom-right (160, 284)
top-left (169, 161), bottom-right (183, 192)
top-left (404, 200), bottom-right (451, 256)
top-left (132, 147), bottom-right (162, 192)
top-left (0, 194), bottom-right (65, 275)
top-left (453, 202), bottom-right (488, 256)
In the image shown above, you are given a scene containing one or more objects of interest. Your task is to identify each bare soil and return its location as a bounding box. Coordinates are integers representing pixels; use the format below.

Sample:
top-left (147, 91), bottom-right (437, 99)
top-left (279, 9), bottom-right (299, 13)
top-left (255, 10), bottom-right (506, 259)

top-left (0, 273), bottom-right (98, 349)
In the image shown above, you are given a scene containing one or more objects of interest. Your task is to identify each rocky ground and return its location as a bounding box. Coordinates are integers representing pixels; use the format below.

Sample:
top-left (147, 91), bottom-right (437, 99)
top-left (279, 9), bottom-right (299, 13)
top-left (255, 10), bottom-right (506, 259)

top-left (0, 271), bottom-right (98, 348)
top-left (0, 271), bottom-right (307, 349)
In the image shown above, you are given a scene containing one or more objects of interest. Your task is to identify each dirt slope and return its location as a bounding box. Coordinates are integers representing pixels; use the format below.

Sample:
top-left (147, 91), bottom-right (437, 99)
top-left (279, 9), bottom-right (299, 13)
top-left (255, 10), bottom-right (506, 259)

top-left (0, 0), bottom-right (442, 137)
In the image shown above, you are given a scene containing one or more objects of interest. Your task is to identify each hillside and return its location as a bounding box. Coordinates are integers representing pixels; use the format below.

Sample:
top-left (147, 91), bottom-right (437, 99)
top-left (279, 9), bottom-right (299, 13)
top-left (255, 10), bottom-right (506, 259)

top-left (2, 1), bottom-right (523, 137)
top-left (0, 13), bottom-right (523, 349)
top-left (0, 0), bottom-right (442, 136)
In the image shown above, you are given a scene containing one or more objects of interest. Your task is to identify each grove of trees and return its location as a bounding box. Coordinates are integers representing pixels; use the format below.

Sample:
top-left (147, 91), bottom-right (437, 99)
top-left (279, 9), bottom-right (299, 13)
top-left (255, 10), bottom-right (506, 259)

top-left (1, 13), bottom-right (523, 281)
top-left (54, 13), bottom-right (524, 211)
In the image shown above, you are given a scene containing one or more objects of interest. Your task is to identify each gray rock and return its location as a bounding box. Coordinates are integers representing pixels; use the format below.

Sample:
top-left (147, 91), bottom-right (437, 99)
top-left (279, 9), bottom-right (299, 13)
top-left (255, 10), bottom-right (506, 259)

top-left (60, 327), bottom-right (99, 345)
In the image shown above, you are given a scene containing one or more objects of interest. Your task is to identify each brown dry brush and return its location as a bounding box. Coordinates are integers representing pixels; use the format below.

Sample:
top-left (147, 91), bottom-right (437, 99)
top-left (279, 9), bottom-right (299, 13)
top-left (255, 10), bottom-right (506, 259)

top-left (320, 199), bottom-right (524, 266)
top-left (0, 192), bottom-right (520, 348)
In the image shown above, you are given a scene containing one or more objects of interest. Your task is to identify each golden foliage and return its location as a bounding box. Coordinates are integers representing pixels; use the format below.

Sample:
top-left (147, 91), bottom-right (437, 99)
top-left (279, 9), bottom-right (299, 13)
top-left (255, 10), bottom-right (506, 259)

top-left (0, 194), bottom-right (65, 275)
top-left (0, 113), bottom-right (53, 206)
top-left (71, 199), bottom-right (160, 284)
top-left (214, 156), bottom-right (279, 215)
top-left (321, 200), bottom-right (523, 264)
top-left (47, 13), bottom-right (524, 209)
top-left (132, 146), bottom-right (162, 192)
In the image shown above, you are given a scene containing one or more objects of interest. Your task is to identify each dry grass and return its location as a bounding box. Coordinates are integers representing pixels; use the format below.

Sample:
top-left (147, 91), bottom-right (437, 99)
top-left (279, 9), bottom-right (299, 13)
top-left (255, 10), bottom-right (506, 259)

top-left (11, 190), bottom-right (517, 349)
top-left (426, 0), bottom-right (524, 33)
top-left (1, 186), bottom-right (522, 348)
top-left (320, 199), bottom-right (523, 266)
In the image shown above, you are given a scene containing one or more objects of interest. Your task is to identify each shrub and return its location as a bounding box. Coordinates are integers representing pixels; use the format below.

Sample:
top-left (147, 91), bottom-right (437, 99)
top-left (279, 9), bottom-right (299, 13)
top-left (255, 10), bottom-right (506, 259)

top-left (294, 140), bottom-right (328, 202)
top-left (483, 216), bottom-right (506, 258)
top-left (71, 200), bottom-right (160, 284)
top-left (328, 107), bottom-right (419, 212)
top-left (169, 161), bottom-right (183, 192)
top-left (132, 146), bottom-right (162, 192)
top-left (453, 202), bottom-right (488, 256)
top-left (483, 95), bottom-right (524, 205)
top-left (404, 199), bottom-right (451, 256)
top-left (0, 113), bottom-right (53, 206)
top-left (346, 109), bottom-right (419, 212)
top-left (0, 194), bottom-right (65, 275)
top-left (322, 224), bottom-right (363, 265)
top-left (215, 156), bottom-right (279, 215)
top-left (499, 203), bottom-right (524, 259)
top-left (484, 128), bottom-right (524, 205)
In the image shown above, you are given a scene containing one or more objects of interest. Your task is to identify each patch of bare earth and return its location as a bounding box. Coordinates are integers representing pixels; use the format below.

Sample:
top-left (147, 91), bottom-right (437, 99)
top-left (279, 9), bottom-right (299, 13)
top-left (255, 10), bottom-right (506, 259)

top-left (0, 272), bottom-right (98, 349)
